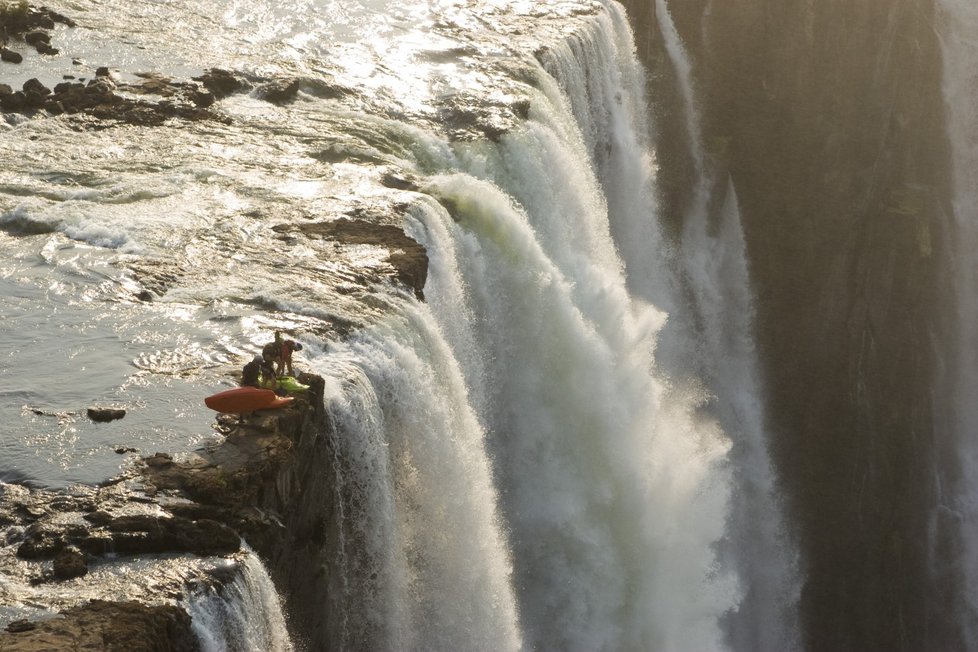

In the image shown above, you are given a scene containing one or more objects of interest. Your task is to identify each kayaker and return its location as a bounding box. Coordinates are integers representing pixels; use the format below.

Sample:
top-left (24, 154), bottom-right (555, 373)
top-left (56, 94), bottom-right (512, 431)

top-left (240, 355), bottom-right (263, 388)
top-left (279, 339), bottom-right (303, 376)
top-left (262, 331), bottom-right (284, 371)
top-left (242, 354), bottom-right (277, 388)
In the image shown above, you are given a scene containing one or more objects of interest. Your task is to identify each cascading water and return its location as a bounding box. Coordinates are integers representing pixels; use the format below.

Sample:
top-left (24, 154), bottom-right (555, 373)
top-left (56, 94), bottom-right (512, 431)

top-left (534, 3), bottom-right (673, 308)
top-left (0, 0), bottom-right (813, 648)
top-left (934, 0), bottom-right (978, 645)
top-left (298, 7), bottom-right (744, 648)
top-left (187, 550), bottom-right (293, 652)
top-left (409, 177), bottom-right (734, 650)
top-left (646, 2), bottom-right (800, 650)
top-left (316, 304), bottom-right (523, 652)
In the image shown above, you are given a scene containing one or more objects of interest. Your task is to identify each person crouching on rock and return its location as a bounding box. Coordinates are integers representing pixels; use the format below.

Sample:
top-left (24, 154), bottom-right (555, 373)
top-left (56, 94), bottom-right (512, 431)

top-left (242, 354), bottom-right (277, 388)
top-left (241, 355), bottom-right (263, 388)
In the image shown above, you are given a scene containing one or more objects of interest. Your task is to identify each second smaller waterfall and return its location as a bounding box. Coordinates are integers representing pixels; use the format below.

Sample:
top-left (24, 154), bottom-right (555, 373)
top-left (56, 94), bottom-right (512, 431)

top-left (187, 549), bottom-right (294, 652)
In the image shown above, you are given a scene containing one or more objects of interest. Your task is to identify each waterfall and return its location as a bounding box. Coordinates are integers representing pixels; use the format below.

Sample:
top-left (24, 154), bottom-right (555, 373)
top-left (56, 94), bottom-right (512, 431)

top-left (650, 2), bottom-right (801, 649)
top-left (254, 2), bottom-right (809, 649)
top-left (535, 2), bottom-right (673, 308)
top-left (408, 176), bottom-right (734, 650)
top-left (407, 11), bottom-right (743, 644)
top-left (318, 303), bottom-right (523, 652)
top-left (187, 549), bottom-right (293, 652)
top-left (935, 0), bottom-right (978, 644)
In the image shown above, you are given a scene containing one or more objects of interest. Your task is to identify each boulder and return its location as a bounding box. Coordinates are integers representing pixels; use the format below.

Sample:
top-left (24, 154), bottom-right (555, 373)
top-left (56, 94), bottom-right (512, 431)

top-left (24, 31), bottom-right (50, 46)
top-left (189, 89), bottom-right (215, 108)
top-left (5, 620), bottom-right (36, 633)
top-left (52, 548), bottom-right (88, 580)
top-left (193, 68), bottom-right (250, 99)
top-left (0, 48), bottom-right (23, 64)
top-left (23, 78), bottom-right (50, 96)
top-left (16, 527), bottom-right (63, 559)
top-left (257, 78), bottom-right (302, 104)
top-left (0, 91), bottom-right (26, 111)
top-left (87, 407), bottom-right (126, 423)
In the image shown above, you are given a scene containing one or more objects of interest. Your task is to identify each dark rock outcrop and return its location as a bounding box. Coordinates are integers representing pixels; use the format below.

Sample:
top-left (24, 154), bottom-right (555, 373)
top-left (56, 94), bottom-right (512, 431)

top-left (141, 373), bottom-right (338, 650)
top-left (0, 600), bottom-right (199, 652)
top-left (0, 3), bottom-right (74, 64)
top-left (52, 548), bottom-right (88, 580)
top-left (192, 68), bottom-right (252, 99)
top-left (0, 73), bottom-right (231, 126)
top-left (0, 48), bottom-right (22, 64)
top-left (274, 218), bottom-right (429, 300)
top-left (87, 407), bottom-right (126, 423)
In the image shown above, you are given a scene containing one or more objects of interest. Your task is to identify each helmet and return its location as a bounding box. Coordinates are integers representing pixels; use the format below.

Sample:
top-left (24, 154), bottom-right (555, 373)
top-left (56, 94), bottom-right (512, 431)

top-left (294, 342), bottom-right (303, 351)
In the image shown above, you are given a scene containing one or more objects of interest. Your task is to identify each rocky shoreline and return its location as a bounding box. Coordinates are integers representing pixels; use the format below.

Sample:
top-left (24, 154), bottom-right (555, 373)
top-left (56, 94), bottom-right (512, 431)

top-left (0, 2), bottom-right (357, 128)
top-left (0, 373), bottom-right (336, 651)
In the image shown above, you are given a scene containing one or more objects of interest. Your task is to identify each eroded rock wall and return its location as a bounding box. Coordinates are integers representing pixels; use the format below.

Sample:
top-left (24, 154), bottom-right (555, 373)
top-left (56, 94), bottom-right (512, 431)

top-left (144, 374), bottom-right (341, 651)
top-left (617, 0), bottom-right (952, 649)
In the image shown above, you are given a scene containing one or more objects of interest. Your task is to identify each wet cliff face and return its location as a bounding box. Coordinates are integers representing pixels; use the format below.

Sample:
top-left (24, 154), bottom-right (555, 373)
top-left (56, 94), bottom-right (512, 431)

top-left (619, 0), bottom-right (953, 649)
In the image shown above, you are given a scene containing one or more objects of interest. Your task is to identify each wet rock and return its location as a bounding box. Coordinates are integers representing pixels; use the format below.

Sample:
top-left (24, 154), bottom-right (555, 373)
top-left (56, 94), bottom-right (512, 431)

top-left (380, 172), bottom-right (420, 191)
top-left (77, 535), bottom-right (112, 555)
top-left (193, 68), bottom-right (250, 99)
top-left (0, 48), bottom-right (23, 63)
top-left (276, 218), bottom-right (429, 300)
top-left (0, 600), bottom-right (198, 652)
top-left (116, 446), bottom-right (139, 454)
top-left (5, 620), bottom-right (36, 633)
top-left (53, 81), bottom-right (82, 94)
top-left (0, 90), bottom-right (25, 111)
top-left (107, 514), bottom-right (239, 556)
top-left (23, 30), bottom-right (49, 46)
top-left (0, 4), bottom-right (74, 39)
top-left (257, 78), bottom-right (303, 104)
top-left (189, 89), bottom-right (215, 108)
top-left (16, 525), bottom-right (63, 559)
top-left (87, 407), bottom-right (126, 423)
top-left (43, 98), bottom-right (64, 114)
top-left (1, 68), bottom-right (230, 127)
top-left (95, 66), bottom-right (111, 77)
top-left (83, 510), bottom-right (114, 526)
top-left (53, 548), bottom-right (88, 580)
top-left (436, 92), bottom-right (529, 141)
top-left (145, 452), bottom-right (173, 468)
top-left (22, 78), bottom-right (50, 96)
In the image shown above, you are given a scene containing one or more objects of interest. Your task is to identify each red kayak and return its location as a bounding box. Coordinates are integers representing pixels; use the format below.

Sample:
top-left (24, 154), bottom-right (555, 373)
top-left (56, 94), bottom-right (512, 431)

top-left (204, 387), bottom-right (294, 414)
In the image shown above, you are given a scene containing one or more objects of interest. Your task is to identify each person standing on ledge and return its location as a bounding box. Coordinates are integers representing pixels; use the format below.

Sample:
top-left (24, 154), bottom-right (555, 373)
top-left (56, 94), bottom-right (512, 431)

top-left (279, 339), bottom-right (303, 376)
top-left (262, 331), bottom-right (303, 376)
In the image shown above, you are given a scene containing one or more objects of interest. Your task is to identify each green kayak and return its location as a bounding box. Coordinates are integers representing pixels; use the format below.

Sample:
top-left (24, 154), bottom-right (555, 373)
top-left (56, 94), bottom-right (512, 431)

top-left (277, 376), bottom-right (310, 393)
